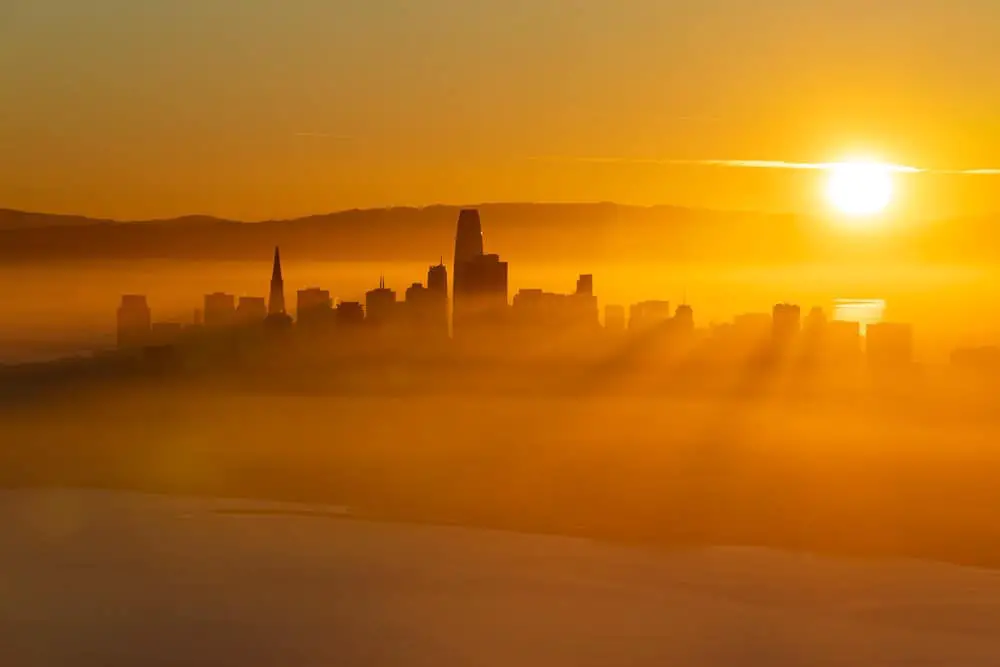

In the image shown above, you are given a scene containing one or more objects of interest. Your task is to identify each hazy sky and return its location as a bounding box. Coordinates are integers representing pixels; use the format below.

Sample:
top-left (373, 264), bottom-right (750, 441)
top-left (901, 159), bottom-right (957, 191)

top-left (3, 0), bottom-right (1000, 219)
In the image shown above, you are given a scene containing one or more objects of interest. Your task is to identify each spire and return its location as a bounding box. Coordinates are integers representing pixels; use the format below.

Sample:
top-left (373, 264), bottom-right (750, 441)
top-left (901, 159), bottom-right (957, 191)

top-left (379, 273), bottom-right (385, 290)
top-left (271, 246), bottom-right (283, 285)
top-left (268, 246), bottom-right (286, 316)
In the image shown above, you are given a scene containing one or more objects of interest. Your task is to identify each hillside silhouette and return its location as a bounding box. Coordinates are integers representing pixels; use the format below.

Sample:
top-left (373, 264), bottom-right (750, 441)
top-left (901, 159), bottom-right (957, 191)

top-left (1, 203), bottom-right (995, 264)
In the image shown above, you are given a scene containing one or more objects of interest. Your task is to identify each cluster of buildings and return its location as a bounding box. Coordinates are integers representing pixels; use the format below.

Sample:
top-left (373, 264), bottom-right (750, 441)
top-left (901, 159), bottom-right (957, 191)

top-left (115, 208), bottom-right (917, 369)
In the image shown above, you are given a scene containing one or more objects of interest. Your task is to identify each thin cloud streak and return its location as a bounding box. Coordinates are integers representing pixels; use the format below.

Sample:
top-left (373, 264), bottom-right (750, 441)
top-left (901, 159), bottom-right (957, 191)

top-left (294, 132), bottom-right (353, 140)
top-left (526, 156), bottom-right (1000, 174)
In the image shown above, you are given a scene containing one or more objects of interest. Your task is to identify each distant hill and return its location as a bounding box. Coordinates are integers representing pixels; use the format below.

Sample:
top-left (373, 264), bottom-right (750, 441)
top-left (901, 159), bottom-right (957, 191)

top-left (0, 209), bottom-right (115, 230)
top-left (0, 203), bottom-right (994, 264)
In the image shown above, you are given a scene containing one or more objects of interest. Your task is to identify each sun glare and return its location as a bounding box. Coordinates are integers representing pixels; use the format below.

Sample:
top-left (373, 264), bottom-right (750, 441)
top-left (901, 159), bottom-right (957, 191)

top-left (825, 161), bottom-right (894, 218)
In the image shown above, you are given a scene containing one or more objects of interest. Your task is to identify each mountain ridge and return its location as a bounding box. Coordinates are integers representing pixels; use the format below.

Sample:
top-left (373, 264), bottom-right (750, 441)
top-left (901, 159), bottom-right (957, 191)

top-left (0, 203), bottom-right (995, 264)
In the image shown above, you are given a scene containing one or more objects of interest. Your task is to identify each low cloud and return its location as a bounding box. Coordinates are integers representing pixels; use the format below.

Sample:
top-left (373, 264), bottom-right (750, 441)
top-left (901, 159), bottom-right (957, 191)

top-left (527, 156), bottom-right (999, 175)
top-left (294, 132), bottom-right (353, 140)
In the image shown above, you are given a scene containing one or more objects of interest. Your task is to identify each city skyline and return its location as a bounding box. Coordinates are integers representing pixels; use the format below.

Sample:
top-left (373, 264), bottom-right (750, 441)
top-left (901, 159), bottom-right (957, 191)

top-left (113, 208), bottom-right (928, 370)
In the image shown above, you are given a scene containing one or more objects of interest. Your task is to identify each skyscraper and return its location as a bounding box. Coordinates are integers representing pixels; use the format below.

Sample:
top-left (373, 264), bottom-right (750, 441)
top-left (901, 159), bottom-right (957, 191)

top-left (427, 261), bottom-right (448, 296)
top-left (296, 288), bottom-right (334, 329)
top-left (426, 261), bottom-right (449, 338)
top-left (629, 301), bottom-right (671, 331)
top-left (674, 303), bottom-right (694, 334)
top-left (365, 276), bottom-right (398, 326)
top-left (453, 209), bottom-right (484, 274)
top-left (264, 247), bottom-right (293, 329)
top-left (236, 296), bottom-right (267, 324)
top-left (268, 246), bottom-right (286, 317)
top-left (772, 303), bottom-right (802, 347)
top-left (451, 210), bottom-right (508, 336)
top-left (204, 292), bottom-right (236, 327)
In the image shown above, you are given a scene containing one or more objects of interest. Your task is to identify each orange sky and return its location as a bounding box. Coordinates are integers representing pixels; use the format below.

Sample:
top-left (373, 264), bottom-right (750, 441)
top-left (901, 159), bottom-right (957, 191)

top-left (3, 0), bottom-right (1000, 220)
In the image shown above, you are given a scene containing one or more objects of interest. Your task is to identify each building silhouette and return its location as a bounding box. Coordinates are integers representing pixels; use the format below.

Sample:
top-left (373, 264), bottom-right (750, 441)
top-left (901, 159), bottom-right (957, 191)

top-left (772, 303), bottom-right (801, 347)
top-left (451, 211), bottom-right (508, 336)
top-left (403, 281), bottom-right (438, 336)
top-left (264, 247), bottom-right (293, 329)
top-left (117, 295), bottom-right (152, 348)
top-left (268, 246), bottom-right (287, 317)
top-left (427, 261), bottom-right (449, 336)
top-left (455, 253), bottom-right (508, 333)
top-left (674, 303), bottom-right (694, 334)
top-left (204, 292), bottom-right (236, 328)
top-left (572, 274), bottom-right (599, 329)
top-left (453, 209), bottom-right (485, 285)
top-left (365, 277), bottom-right (397, 326)
top-left (236, 296), bottom-right (267, 325)
top-left (297, 288), bottom-right (333, 329)
top-left (629, 301), bottom-right (671, 331)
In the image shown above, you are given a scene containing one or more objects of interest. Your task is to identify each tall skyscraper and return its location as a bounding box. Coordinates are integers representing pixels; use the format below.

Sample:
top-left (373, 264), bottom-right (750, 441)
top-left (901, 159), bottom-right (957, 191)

top-left (117, 294), bottom-right (151, 348)
top-left (264, 247), bottom-right (293, 330)
top-left (451, 210), bottom-right (508, 336)
top-left (268, 246), bottom-right (286, 317)
top-left (453, 209), bottom-right (484, 273)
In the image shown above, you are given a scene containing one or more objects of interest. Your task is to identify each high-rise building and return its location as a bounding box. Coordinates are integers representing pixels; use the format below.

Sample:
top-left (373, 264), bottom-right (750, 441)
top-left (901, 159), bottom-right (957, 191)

top-left (236, 296), bottom-right (267, 325)
top-left (428, 262), bottom-right (448, 296)
top-left (264, 247), bottom-right (293, 329)
top-left (572, 274), bottom-right (599, 328)
top-left (451, 210), bottom-right (509, 335)
top-left (204, 292), bottom-right (236, 327)
top-left (772, 303), bottom-right (801, 346)
top-left (427, 261), bottom-right (449, 337)
top-left (365, 276), bottom-right (397, 325)
top-left (117, 294), bottom-right (151, 348)
top-left (268, 246), bottom-right (286, 317)
top-left (404, 282), bottom-right (433, 333)
top-left (629, 301), bottom-right (671, 331)
top-left (453, 209), bottom-right (484, 277)
top-left (674, 303), bottom-right (694, 334)
top-left (296, 288), bottom-right (333, 328)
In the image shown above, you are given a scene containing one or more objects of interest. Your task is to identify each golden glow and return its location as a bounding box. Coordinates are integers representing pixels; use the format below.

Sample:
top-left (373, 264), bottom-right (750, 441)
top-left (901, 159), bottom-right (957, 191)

top-left (825, 161), bottom-right (894, 218)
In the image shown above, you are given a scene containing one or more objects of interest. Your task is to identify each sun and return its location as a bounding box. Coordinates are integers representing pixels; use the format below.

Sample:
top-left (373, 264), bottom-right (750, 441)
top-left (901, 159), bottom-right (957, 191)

top-left (825, 160), bottom-right (894, 217)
